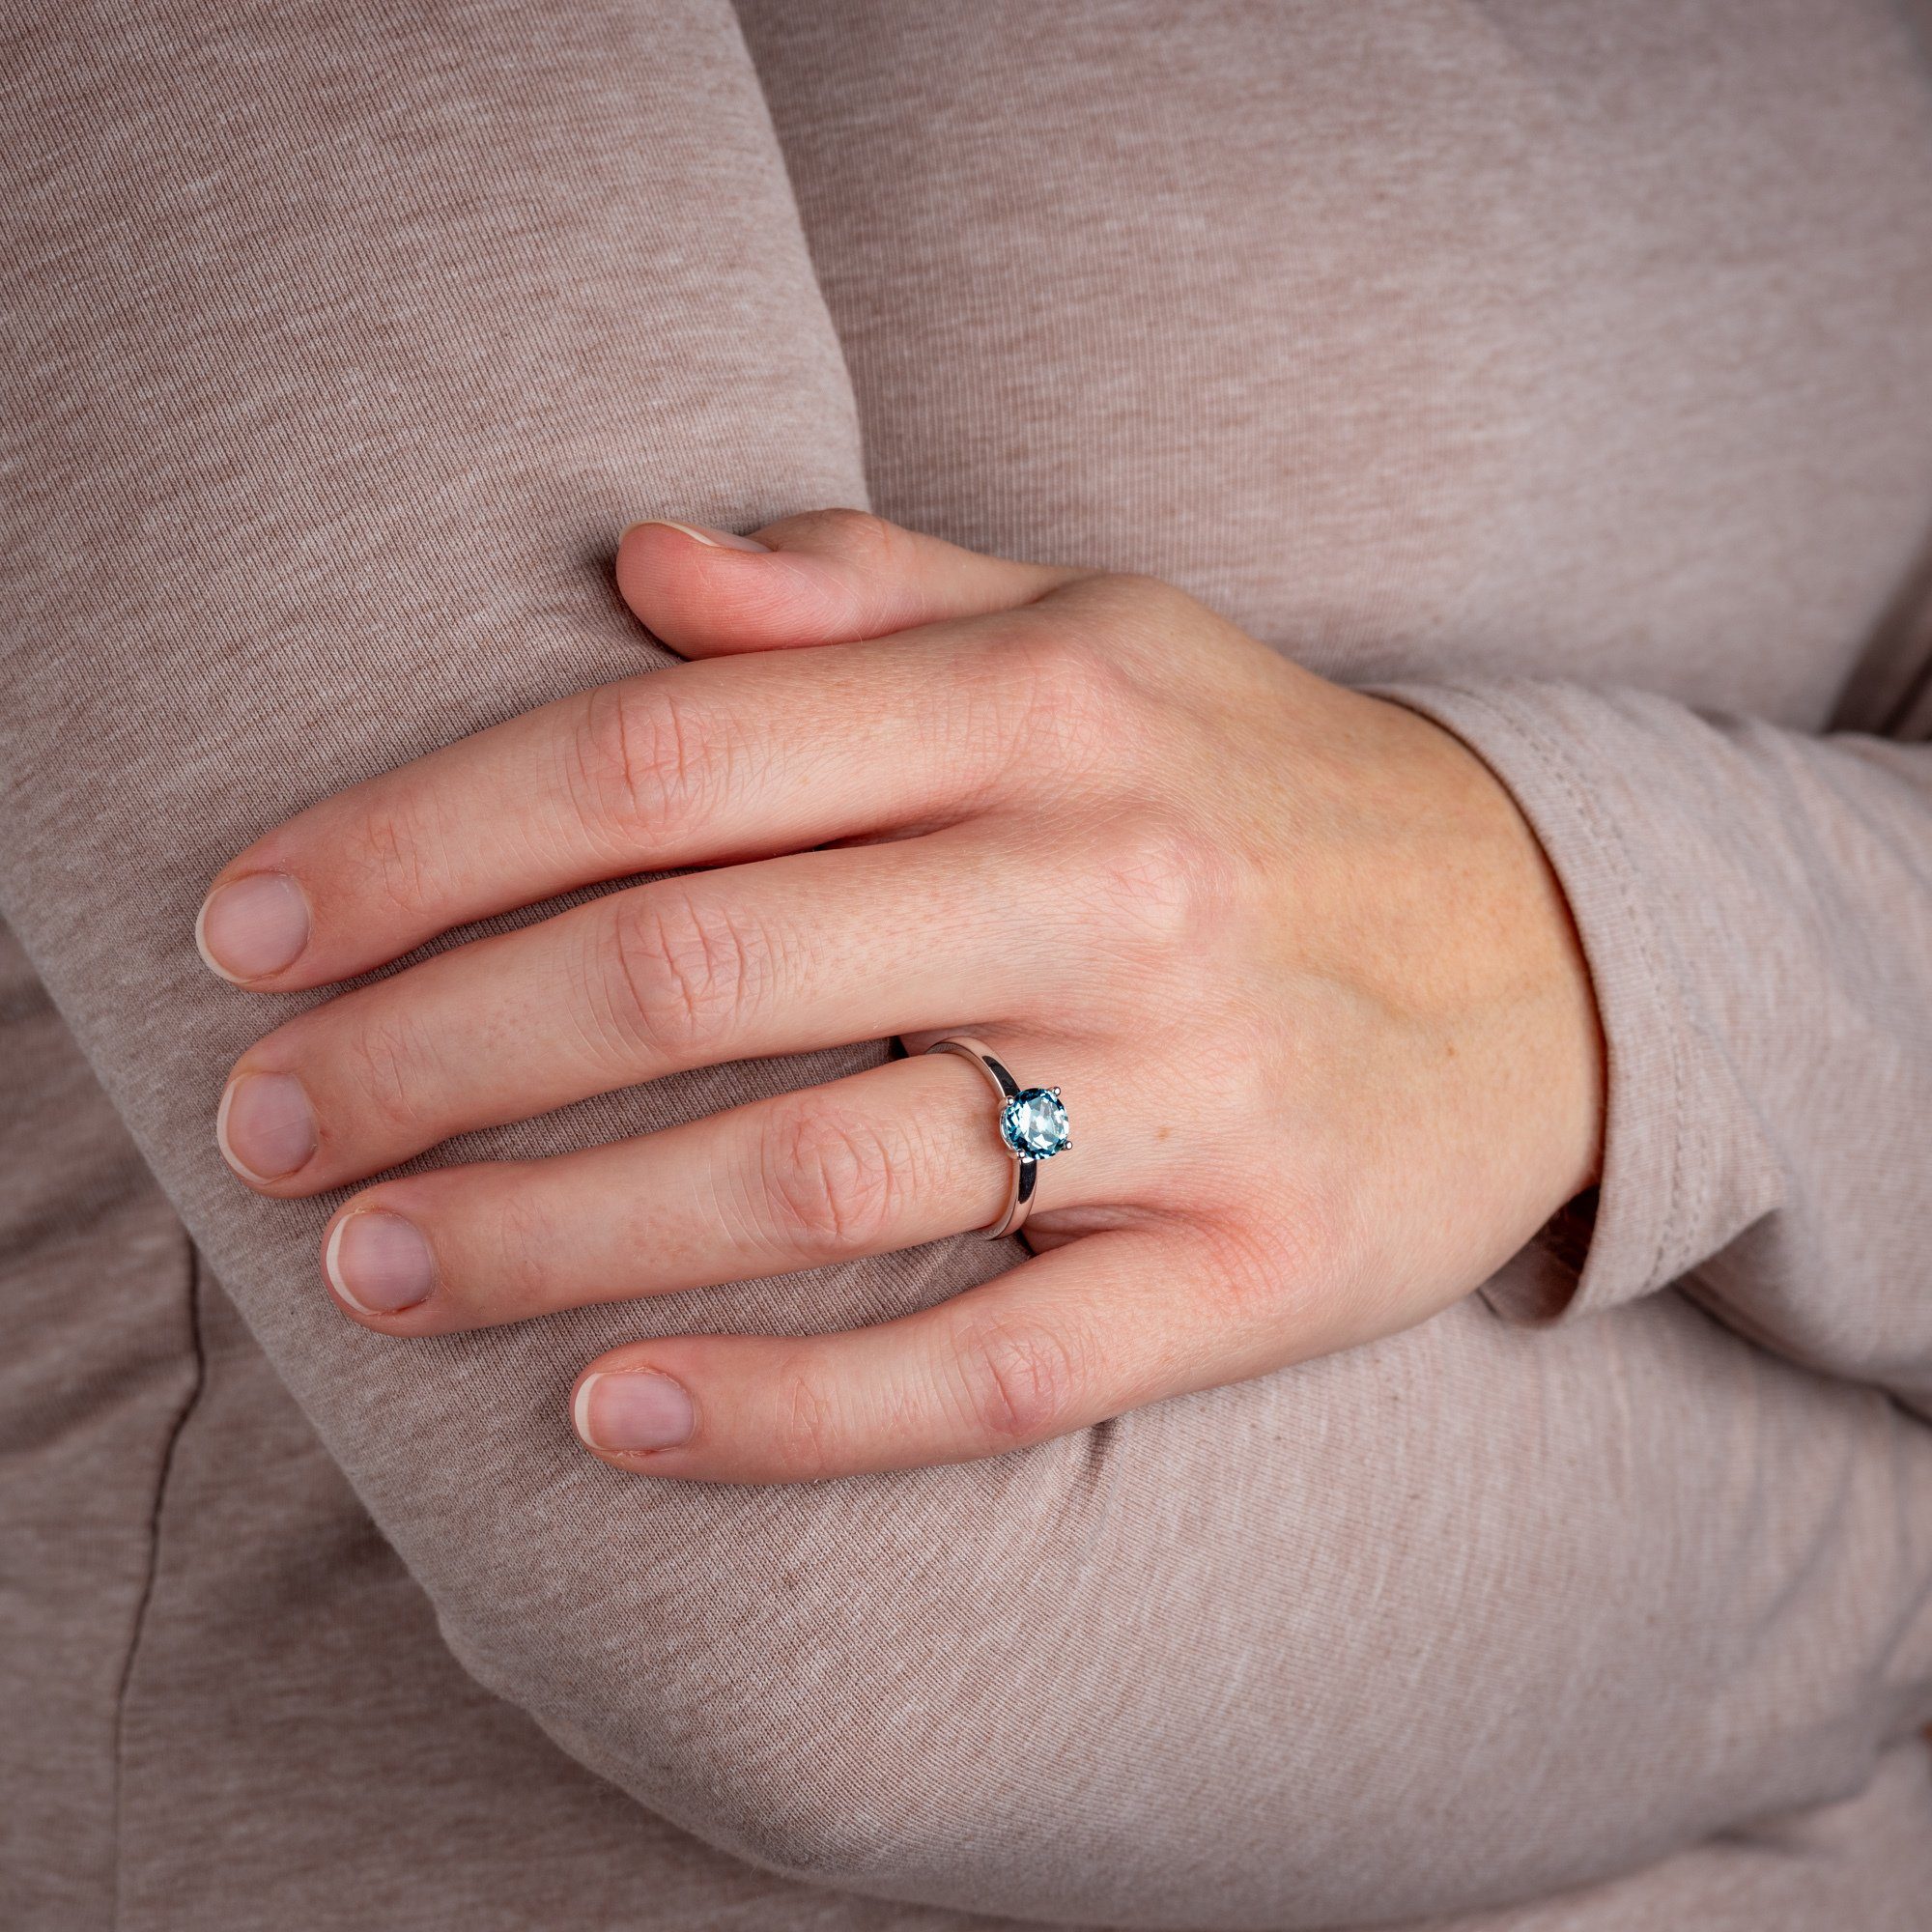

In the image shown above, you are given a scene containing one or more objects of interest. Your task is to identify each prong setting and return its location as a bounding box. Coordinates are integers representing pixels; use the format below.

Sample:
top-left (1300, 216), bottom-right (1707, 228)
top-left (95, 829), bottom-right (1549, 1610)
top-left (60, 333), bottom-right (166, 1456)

top-left (1000, 1088), bottom-right (1072, 1161)
top-left (923, 1037), bottom-right (1070, 1238)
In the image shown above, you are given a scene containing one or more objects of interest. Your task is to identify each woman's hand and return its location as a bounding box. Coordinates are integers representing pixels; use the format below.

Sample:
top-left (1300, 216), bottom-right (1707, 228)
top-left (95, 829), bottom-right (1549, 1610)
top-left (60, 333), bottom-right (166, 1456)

top-left (198, 512), bottom-right (1604, 1482)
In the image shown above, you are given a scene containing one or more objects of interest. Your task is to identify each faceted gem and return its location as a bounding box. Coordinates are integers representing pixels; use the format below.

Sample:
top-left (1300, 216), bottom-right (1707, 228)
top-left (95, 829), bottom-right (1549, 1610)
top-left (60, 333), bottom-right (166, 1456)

top-left (1000, 1087), bottom-right (1071, 1160)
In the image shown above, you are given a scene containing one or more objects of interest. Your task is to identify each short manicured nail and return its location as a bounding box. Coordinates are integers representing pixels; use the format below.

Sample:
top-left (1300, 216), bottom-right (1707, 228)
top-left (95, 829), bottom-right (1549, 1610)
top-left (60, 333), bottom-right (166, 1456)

top-left (216, 1073), bottom-right (318, 1181)
top-left (620, 518), bottom-right (769, 554)
top-left (196, 873), bottom-right (310, 981)
top-left (325, 1210), bottom-right (436, 1315)
top-left (574, 1371), bottom-right (696, 1453)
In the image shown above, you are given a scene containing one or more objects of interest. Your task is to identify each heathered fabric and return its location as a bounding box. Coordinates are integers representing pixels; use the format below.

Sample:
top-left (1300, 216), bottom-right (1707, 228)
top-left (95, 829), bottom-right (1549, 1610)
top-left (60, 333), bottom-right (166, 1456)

top-left (4, 2), bottom-right (1932, 1927)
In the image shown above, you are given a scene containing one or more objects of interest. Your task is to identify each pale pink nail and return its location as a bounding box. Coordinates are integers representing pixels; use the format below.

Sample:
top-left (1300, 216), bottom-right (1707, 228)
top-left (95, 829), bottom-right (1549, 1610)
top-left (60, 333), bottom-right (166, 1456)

top-left (217, 1072), bottom-right (318, 1181)
top-left (574, 1372), bottom-right (696, 1453)
top-left (620, 519), bottom-right (769, 554)
top-left (196, 872), bottom-right (311, 981)
top-left (325, 1211), bottom-right (435, 1315)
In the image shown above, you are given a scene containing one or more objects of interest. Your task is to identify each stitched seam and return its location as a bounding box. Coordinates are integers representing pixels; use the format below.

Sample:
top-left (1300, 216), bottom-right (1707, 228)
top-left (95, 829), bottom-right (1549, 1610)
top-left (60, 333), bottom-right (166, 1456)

top-left (1413, 682), bottom-right (1691, 1302)
top-left (109, 1237), bottom-right (207, 1932)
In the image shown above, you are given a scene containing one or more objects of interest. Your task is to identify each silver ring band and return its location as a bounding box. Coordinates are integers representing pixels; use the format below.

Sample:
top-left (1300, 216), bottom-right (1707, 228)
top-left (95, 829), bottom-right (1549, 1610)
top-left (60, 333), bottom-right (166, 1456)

top-left (923, 1036), bottom-right (1071, 1239)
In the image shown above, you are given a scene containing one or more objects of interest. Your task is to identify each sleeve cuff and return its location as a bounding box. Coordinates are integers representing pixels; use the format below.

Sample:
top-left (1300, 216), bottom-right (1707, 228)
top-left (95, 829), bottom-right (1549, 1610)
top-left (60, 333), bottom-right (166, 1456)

top-left (1369, 678), bottom-right (1702, 1323)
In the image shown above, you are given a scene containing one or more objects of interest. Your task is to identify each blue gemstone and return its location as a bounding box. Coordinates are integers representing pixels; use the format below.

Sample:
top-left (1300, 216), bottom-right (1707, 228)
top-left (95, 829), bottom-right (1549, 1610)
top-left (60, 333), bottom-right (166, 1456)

top-left (1001, 1088), bottom-right (1070, 1160)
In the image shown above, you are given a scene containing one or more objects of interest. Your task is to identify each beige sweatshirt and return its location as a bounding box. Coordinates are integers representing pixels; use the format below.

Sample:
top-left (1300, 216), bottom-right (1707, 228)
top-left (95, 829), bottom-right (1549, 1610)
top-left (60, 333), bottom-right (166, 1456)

top-left (5, 3), bottom-right (1932, 1927)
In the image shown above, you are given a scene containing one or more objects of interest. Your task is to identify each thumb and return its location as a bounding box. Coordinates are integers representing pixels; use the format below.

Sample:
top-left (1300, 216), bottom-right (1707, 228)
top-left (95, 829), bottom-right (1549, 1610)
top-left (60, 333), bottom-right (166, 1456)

top-left (613, 507), bottom-right (1090, 658)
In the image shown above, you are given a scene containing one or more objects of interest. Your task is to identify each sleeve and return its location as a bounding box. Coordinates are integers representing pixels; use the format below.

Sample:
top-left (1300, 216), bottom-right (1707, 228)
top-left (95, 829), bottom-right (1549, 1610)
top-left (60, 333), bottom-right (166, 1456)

top-left (5, 6), bottom-right (1932, 1928)
top-left (1376, 666), bottom-right (1932, 1415)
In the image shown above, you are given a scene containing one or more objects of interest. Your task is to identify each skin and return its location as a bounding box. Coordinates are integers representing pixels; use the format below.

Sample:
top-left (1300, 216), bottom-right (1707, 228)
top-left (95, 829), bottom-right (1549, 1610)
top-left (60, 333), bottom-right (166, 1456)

top-left (198, 509), bottom-right (1605, 1483)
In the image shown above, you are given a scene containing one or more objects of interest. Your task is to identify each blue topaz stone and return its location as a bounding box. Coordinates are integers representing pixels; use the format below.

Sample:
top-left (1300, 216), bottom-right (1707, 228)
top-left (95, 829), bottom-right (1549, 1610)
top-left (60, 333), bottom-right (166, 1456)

top-left (1000, 1087), bottom-right (1071, 1160)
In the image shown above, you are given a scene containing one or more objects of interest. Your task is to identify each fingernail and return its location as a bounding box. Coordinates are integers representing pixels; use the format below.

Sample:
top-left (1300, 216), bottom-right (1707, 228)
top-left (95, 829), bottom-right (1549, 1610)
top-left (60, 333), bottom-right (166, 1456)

top-left (216, 1072), bottom-right (318, 1182)
top-left (620, 518), bottom-right (769, 554)
top-left (325, 1210), bottom-right (436, 1315)
top-left (196, 873), bottom-right (310, 981)
top-left (574, 1371), bottom-right (695, 1453)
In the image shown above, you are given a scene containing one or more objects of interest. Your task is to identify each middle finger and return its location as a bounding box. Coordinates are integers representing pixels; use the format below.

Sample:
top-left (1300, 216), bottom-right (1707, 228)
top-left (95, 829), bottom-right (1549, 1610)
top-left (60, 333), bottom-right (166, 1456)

top-left (216, 822), bottom-right (1099, 1194)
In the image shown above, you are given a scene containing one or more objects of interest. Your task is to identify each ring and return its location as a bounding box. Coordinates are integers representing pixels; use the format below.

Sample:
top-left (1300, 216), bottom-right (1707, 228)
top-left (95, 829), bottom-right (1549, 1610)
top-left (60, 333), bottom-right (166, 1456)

top-left (923, 1036), bottom-right (1071, 1239)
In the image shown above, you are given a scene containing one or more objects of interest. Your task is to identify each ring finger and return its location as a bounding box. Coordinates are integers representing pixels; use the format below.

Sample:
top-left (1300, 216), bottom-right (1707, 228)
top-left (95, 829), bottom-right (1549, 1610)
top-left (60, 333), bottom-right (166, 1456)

top-left (314, 1037), bottom-right (1152, 1330)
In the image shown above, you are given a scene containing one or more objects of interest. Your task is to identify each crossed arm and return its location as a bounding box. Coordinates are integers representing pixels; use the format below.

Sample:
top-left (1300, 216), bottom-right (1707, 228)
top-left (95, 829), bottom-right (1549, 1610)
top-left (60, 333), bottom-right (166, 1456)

top-left (195, 510), bottom-right (1605, 1482)
top-left (7, 4), bottom-right (1932, 1928)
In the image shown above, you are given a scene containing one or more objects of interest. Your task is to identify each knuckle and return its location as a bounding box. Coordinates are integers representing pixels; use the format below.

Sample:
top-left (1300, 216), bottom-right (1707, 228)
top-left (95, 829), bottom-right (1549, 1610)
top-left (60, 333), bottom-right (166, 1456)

top-left (341, 1004), bottom-right (441, 1141)
top-left (1189, 1214), bottom-right (1290, 1321)
top-left (981, 614), bottom-right (1144, 773)
top-left (350, 800), bottom-right (442, 921)
top-left (1191, 1191), bottom-right (1349, 1340)
top-left (1012, 618), bottom-right (1128, 730)
top-left (1082, 810), bottom-right (1233, 952)
top-left (489, 1184), bottom-right (561, 1291)
top-left (604, 882), bottom-right (768, 1063)
top-left (571, 679), bottom-right (734, 851)
top-left (952, 1313), bottom-right (1083, 1451)
top-left (1080, 569), bottom-right (1199, 641)
top-left (772, 506), bottom-right (901, 570)
top-left (1106, 569), bottom-right (1196, 627)
top-left (773, 1350), bottom-right (846, 1481)
top-left (758, 1094), bottom-right (905, 1254)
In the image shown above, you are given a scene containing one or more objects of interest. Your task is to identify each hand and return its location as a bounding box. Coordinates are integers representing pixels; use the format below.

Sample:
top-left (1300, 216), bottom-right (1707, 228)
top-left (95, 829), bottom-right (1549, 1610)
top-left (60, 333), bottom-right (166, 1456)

top-left (198, 511), bottom-right (1604, 1482)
